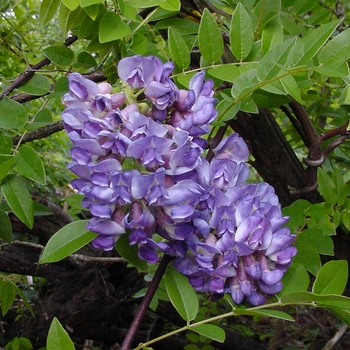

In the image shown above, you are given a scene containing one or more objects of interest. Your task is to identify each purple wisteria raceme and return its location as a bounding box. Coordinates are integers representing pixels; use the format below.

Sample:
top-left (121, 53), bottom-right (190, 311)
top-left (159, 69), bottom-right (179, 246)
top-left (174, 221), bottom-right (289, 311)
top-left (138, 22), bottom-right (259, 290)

top-left (62, 55), bottom-right (296, 306)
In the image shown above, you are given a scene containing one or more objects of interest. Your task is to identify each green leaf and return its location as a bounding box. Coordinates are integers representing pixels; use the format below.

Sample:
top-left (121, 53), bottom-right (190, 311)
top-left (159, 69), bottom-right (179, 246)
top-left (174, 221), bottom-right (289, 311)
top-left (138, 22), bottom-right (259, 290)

top-left (278, 263), bottom-right (310, 297)
top-left (74, 52), bottom-right (97, 71)
top-left (0, 134), bottom-right (13, 154)
top-left (281, 291), bottom-right (318, 304)
top-left (313, 260), bottom-right (348, 295)
top-left (61, 0), bottom-right (80, 11)
top-left (119, 0), bottom-right (137, 20)
top-left (65, 194), bottom-right (85, 210)
top-left (16, 288), bottom-right (34, 317)
top-left (78, 15), bottom-right (96, 39)
top-left (329, 307), bottom-right (350, 326)
top-left (39, 0), bottom-right (61, 27)
top-left (0, 281), bottom-right (16, 316)
top-left (18, 74), bottom-right (51, 95)
top-left (293, 228), bottom-right (334, 275)
top-left (281, 292), bottom-right (350, 311)
top-left (313, 61), bottom-right (349, 78)
top-left (159, 0), bottom-right (180, 11)
top-left (168, 27), bottom-right (190, 70)
top-left (291, 0), bottom-right (318, 14)
top-left (39, 220), bottom-right (97, 263)
top-left (231, 69), bottom-right (259, 99)
top-left (333, 168), bottom-right (347, 206)
top-left (318, 28), bottom-right (350, 68)
top-left (230, 3), bottom-right (254, 61)
top-left (0, 209), bottom-right (12, 243)
top-left (115, 233), bottom-right (147, 271)
top-left (198, 8), bottom-right (224, 63)
top-left (47, 318), bottom-right (75, 350)
top-left (130, 34), bottom-right (148, 55)
top-left (251, 89), bottom-right (291, 108)
top-left (155, 18), bottom-right (199, 35)
top-left (233, 308), bottom-right (294, 321)
top-left (0, 155), bottom-right (15, 182)
top-left (165, 265), bottom-right (199, 321)
top-left (2, 175), bottom-right (34, 228)
top-left (257, 38), bottom-right (295, 81)
top-left (80, 0), bottom-right (104, 6)
top-left (240, 96), bottom-right (258, 113)
top-left (49, 77), bottom-right (69, 100)
top-left (291, 19), bottom-right (341, 66)
top-left (317, 167), bottom-right (337, 205)
top-left (307, 211), bottom-right (335, 236)
top-left (279, 74), bottom-right (302, 103)
top-left (33, 201), bottom-right (53, 216)
top-left (216, 99), bottom-right (240, 122)
top-left (26, 108), bottom-right (53, 130)
top-left (339, 85), bottom-right (350, 105)
top-left (14, 145), bottom-right (46, 185)
top-left (342, 211), bottom-right (350, 232)
top-left (63, 5), bottom-right (87, 33)
top-left (43, 46), bottom-right (74, 66)
top-left (253, 0), bottom-right (280, 29)
top-left (192, 324), bottom-right (226, 343)
top-left (208, 64), bottom-right (240, 83)
top-left (261, 15), bottom-right (283, 55)
top-left (83, 4), bottom-right (100, 20)
top-left (99, 12), bottom-right (131, 43)
top-left (0, 98), bottom-right (28, 129)
top-left (125, 0), bottom-right (160, 7)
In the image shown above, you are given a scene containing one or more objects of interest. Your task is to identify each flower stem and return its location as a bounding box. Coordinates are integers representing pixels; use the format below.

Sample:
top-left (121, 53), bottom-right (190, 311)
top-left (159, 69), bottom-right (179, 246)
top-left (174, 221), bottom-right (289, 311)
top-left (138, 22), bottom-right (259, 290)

top-left (119, 254), bottom-right (172, 350)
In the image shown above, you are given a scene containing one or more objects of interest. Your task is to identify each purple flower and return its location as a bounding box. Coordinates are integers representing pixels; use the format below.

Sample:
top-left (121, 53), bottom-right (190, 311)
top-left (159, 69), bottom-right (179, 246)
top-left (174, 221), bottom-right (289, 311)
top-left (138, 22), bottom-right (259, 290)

top-left (62, 55), bottom-right (296, 307)
top-left (174, 182), bottom-right (296, 305)
top-left (171, 71), bottom-right (217, 137)
top-left (117, 55), bottom-right (162, 88)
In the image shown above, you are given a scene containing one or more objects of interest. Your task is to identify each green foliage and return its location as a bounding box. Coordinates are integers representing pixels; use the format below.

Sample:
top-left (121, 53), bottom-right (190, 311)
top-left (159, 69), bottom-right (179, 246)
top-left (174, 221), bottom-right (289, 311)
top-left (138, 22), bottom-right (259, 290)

top-left (191, 324), bottom-right (225, 343)
top-left (46, 318), bottom-right (75, 350)
top-left (198, 9), bottom-right (224, 63)
top-left (115, 232), bottom-right (148, 271)
top-left (0, 279), bottom-right (17, 316)
top-left (312, 260), bottom-right (348, 295)
top-left (0, 99), bottom-right (28, 130)
top-left (230, 3), bottom-right (254, 61)
top-left (5, 337), bottom-right (33, 350)
top-left (165, 265), bottom-right (199, 322)
top-left (2, 175), bottom-right (34, 229)
top-left (1, 0), bottom-right (350, 348)
top-left (39, 220), bottom-right (97, 263)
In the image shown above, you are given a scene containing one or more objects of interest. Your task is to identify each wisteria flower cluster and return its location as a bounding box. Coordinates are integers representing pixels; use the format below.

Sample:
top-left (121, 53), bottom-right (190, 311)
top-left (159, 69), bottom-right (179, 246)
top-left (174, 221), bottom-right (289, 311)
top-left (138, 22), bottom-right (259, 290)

top-left (62, 55), bottom-right (296, 306)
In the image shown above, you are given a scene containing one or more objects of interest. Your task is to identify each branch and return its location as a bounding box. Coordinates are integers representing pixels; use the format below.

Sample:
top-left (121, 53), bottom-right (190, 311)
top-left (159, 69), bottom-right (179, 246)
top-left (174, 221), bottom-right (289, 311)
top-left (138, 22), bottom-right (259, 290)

top-left (320, 121), bottom-right (349, 141)
top-left (0, 35), bottom-right (78, 100)
top-left (119, 254), bottom-right (172, 350)
top-left (288, 100), bottom-right (322, 163)
top-left (12, 121), bottom-right (64, 145)
top-left (321, 323), bottom-right (347, 350)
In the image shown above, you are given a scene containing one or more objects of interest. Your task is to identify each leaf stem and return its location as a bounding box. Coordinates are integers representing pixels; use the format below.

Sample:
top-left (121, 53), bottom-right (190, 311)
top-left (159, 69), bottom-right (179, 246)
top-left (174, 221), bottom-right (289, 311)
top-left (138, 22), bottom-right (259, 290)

top-left (126, 8), bottom-right (158, 41)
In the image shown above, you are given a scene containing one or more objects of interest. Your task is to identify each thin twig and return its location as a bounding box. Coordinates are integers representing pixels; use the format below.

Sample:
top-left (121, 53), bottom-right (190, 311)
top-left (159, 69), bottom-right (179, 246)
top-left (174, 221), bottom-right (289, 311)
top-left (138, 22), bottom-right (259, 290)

top-left (118, 254), bottom-right (172, 350)
top-left (0, 35), bottom-right (78, 100)
top-left (321, 323), bottom-right (348, 350)
top-left (7, 240), bottom-right (126, 264)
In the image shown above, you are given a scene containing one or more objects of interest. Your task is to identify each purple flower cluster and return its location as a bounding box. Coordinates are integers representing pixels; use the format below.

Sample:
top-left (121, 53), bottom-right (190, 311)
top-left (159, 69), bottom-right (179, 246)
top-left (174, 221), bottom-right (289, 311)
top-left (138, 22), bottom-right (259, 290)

top-left (62, 55), bottom-right (296, 305)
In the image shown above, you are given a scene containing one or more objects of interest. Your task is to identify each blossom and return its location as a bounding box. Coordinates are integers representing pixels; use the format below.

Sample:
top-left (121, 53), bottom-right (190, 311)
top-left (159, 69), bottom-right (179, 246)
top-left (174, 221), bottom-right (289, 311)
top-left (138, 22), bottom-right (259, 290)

top-left (117, 55), bottom-right (162, 88)
top-left (62, 55), bottom-right (296, 306)
top-left (174, 183), bottom-right (296, 305)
